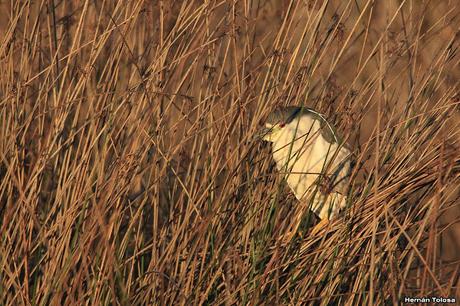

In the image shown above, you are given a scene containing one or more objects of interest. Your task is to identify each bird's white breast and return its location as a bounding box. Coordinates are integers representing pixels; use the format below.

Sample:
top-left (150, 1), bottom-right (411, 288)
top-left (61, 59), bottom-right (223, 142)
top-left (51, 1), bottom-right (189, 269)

top-left (270, 114), bottom-right (351, 219)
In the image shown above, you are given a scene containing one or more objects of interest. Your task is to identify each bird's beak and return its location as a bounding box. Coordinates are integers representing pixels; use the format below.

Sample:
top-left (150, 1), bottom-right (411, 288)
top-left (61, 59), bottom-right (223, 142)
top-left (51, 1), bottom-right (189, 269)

top-left (254, 126), bottom-right (272, 141)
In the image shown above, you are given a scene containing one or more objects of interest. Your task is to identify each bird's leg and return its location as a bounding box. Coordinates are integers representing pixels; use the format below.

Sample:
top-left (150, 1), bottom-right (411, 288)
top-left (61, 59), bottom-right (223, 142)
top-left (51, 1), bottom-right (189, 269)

top-left (311, 218), bottom-right (329, 235)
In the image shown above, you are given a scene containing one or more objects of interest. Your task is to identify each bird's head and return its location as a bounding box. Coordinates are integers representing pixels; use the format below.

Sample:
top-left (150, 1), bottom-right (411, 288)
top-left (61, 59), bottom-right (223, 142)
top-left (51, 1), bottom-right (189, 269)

top-left (258, 122), bottom-right (285, 143)
top-left (256, 106), bottom-right (341, 146)
top-left (256, 106), bottom-right (303, 143)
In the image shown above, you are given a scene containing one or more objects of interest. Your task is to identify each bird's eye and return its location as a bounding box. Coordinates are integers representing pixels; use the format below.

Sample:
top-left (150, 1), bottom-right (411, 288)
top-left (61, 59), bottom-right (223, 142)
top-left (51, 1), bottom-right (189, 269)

top-left (279, 122), bottom-right (285, 128)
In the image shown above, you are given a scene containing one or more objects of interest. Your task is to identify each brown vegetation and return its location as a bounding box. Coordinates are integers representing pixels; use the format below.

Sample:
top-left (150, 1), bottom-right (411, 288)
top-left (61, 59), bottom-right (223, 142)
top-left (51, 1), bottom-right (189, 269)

top-left (1, 0), bottom-right (459, 304)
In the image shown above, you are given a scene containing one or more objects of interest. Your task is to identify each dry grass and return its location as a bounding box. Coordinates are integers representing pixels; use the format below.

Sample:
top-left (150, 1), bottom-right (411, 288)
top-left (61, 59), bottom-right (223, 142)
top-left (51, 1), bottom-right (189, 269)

top-left (1, 0), bottom-right (459, 305)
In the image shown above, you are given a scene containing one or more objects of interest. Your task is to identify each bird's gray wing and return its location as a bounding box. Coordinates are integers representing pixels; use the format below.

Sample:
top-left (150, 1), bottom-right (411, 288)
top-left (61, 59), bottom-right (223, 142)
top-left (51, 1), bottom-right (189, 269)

top-left (299, 107), bottom-right (340, 144)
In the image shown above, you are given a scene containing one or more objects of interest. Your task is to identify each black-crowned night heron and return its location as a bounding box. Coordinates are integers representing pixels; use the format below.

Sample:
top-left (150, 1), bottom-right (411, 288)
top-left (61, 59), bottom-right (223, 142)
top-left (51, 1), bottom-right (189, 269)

top-left (258, 106), bottom-right (353, 235)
